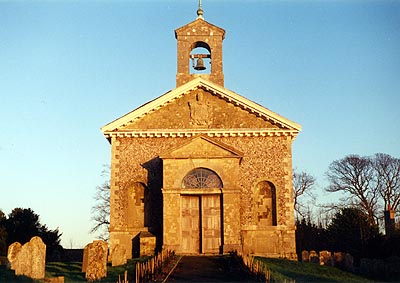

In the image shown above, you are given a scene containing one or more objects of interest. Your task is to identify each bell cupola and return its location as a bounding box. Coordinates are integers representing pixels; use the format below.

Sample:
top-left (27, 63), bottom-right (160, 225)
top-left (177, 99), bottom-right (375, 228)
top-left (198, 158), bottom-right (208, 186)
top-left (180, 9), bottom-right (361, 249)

top-left (175, 1), bottom-right (226, 87)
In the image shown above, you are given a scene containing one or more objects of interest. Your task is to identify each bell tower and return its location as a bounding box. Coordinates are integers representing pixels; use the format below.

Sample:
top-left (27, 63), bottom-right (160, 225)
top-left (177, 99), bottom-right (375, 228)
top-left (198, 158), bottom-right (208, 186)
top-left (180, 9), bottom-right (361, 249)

top-left (175, 1), bottom-right (225, 87)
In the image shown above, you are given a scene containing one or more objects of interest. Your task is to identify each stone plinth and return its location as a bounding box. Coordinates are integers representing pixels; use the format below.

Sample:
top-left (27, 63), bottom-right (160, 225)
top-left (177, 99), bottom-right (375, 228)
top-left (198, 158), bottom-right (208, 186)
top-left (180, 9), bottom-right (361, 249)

top-left (139, 231), bottom-right (156, 257)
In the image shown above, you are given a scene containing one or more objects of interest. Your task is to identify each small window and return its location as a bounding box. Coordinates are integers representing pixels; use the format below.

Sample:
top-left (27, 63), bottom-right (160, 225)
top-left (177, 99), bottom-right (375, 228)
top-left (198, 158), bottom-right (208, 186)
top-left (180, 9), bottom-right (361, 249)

top-left (182, 168), bottom-right (222, 188)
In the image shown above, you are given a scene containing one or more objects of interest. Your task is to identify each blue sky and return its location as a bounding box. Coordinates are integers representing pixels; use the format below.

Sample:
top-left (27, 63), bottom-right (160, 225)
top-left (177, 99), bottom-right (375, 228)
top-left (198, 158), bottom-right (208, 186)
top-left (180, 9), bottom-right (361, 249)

top-left (0, 1), bottom-right (399, 248)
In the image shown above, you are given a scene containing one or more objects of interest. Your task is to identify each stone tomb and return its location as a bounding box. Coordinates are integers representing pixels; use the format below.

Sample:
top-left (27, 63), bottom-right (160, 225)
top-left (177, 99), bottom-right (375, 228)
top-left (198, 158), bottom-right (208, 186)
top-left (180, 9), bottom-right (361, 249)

top-left (83, 240), bottom-right (108, 282)
top-left (7, 236), bottom-right (46, 279)
top-left (132, 231), bottom-right (156, 258)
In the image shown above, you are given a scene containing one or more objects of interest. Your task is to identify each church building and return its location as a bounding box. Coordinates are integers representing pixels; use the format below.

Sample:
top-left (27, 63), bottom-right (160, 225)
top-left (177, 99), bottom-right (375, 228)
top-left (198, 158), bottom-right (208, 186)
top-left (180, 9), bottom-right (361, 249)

top-left (102, 4), bottom-right (301, 262)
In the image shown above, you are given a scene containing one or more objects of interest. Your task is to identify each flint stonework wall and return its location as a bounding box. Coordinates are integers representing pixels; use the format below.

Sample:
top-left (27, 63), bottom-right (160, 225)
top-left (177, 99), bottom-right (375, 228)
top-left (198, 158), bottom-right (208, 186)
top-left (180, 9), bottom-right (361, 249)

top-left (109, 133), bottom-right (296, 258)
top-left (214, 136), bottom-right (295, 228)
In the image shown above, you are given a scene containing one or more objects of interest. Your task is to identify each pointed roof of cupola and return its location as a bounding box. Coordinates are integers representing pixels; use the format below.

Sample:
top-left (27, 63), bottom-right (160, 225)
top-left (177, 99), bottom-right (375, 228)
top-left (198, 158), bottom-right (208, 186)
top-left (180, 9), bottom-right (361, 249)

top-left (174, 8), bottom-right (226, 40)
top-left (174, 0), bottom-right (224, 35)
top-left (174, 17), bottom-right (226, 39)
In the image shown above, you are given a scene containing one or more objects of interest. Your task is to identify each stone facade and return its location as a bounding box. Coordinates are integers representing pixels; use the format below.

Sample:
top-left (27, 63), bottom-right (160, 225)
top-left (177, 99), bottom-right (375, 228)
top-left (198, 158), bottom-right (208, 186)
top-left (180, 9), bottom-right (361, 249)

top-left (102, 10), bottom-right (301, 264)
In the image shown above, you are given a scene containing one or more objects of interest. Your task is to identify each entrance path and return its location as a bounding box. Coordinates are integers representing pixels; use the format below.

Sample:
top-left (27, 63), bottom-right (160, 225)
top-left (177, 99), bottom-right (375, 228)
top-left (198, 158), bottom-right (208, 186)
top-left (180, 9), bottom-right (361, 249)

top-left (163, 255), bottom-right (259, 282)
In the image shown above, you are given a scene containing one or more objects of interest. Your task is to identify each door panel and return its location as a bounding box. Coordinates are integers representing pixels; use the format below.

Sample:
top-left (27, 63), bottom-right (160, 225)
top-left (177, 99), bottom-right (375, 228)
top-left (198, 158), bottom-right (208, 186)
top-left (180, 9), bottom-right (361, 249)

top-left (181, 196), bottom-right (200, 254)
top-left (202, 195), bottom-right (221, 254)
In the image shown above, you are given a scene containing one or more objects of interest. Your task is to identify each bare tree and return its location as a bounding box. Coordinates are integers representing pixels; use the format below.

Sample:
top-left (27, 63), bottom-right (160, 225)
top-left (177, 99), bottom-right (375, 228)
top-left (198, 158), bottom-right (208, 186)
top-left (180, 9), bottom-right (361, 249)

top-left (293, 169), bottom-right (316, 220)
top-left (90, 167), bottom-right (110, 241)
top-left (374, 153), bottom-right (400, 212)
top-left (326, 155), bottom-right (380, 226)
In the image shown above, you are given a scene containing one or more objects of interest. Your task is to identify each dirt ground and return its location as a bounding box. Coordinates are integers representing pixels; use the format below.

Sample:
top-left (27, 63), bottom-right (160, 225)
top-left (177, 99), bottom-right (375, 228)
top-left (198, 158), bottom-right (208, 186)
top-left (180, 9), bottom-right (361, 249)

top-left (156, 255), bottom-right (260, 282)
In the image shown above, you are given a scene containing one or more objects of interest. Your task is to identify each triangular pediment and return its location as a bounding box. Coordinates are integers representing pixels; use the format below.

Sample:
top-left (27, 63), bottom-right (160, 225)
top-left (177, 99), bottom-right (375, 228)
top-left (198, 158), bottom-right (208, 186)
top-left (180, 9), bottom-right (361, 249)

top-left (160, 135), bottom-right (242, 160)
top-left (101, 78), bottom-right (301, 139)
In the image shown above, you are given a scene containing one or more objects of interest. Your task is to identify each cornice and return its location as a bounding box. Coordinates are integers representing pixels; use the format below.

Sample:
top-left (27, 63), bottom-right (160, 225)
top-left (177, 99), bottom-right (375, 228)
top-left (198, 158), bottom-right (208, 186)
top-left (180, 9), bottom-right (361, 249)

top-left (104, 128), bottom-right (299, 140)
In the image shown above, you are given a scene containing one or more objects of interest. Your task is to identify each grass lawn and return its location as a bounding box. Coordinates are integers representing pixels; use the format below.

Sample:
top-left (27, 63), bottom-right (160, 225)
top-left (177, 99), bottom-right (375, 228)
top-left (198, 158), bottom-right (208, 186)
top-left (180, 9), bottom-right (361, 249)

top-left (0, 265), bottom-right (35, 282)
top-left (0, 257), bottom-right (382, 283)
top-left (257, 257), bottom-right (375, 283)
top-left (45, 261), bottom-right (135, 283)
top-left (0, 261), bottom-right (135, 283)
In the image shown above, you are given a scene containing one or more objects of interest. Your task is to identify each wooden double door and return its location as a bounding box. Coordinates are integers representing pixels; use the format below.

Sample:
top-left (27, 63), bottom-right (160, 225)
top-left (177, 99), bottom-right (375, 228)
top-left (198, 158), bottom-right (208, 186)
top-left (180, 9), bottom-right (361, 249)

top-left (181, 195), bottom-right (221, 254)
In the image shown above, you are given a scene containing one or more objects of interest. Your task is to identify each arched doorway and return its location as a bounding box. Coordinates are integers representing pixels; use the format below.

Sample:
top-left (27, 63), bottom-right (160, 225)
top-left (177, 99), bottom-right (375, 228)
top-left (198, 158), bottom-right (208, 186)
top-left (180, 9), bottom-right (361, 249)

top-left (180, 168), bottom-right (222, 254)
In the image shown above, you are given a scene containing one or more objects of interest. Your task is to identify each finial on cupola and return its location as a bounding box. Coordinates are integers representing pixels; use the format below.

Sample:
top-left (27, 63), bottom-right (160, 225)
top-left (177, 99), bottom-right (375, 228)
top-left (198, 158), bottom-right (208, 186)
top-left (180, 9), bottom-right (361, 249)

top-left (197, 0), bottom-right (204, 19)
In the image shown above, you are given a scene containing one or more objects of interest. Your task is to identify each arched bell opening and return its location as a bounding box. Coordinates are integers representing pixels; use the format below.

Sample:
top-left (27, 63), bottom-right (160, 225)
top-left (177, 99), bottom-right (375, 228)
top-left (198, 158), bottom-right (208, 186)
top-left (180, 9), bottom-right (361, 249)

top-left (189, 41), bottom-right (211, 74)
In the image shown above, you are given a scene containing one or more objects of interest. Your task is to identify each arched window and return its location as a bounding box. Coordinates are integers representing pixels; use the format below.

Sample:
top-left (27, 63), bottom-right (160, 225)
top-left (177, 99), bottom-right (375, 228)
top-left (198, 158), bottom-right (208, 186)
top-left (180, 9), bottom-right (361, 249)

top-left (182, 168), bottom-right (222, 189)
top-left (255, 181), bottom-right (277, 226)
top-left (127, 182), bottom-right (147, 229)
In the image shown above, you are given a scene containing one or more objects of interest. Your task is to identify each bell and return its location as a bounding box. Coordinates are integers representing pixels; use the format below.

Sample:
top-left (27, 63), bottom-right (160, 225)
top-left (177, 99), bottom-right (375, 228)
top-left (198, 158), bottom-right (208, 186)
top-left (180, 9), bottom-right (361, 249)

top-left (194, 57), bottom-right (206, 71)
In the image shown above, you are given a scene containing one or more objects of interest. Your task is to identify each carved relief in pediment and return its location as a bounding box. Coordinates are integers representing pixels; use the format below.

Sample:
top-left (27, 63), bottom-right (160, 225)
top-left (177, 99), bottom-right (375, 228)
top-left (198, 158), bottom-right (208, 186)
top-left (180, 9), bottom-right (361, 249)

top-left (188, 89), bottom-right (213, 128)
top-left (119, 88), bottom-right (280, 131)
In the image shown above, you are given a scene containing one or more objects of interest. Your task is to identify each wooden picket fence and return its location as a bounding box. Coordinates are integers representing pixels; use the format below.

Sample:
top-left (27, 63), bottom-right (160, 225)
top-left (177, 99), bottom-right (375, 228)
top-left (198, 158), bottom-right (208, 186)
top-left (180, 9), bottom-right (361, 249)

top-left (134, 249), bottom-right (174, 283)
top-left (237, 252), bottom-right (295, 283)
top-left (116, 270), bottom-right (128, 283)
top-left (240, 253), bottom-right (272, 282)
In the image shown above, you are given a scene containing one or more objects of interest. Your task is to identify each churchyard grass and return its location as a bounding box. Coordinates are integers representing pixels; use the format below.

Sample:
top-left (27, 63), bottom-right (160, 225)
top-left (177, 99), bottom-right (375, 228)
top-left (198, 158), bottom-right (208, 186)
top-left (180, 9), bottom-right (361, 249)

top-left (1, 257), bottom-right (378, 283)
top-left (0, 261), bottom-right (136, 283)
top-left (0, 265), bottom-right (34, 282)
top-left (45, 261), bottom-right (136, 282)
top-left (45, 262), bottom-right (85, 282)
top-left (256, 257), bottom-right (374, 283)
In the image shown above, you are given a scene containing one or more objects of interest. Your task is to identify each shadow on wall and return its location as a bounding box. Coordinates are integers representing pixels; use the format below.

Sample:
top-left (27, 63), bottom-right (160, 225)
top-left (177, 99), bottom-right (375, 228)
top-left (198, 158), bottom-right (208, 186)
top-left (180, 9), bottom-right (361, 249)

top-left (142, 157), bottom-right (163, 251)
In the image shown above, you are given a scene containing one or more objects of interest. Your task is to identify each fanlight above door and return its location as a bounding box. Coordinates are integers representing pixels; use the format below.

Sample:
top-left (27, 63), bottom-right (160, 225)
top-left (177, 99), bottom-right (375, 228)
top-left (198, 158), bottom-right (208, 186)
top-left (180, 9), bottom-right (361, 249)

top-left (182, 168), bottom-right (223, 189)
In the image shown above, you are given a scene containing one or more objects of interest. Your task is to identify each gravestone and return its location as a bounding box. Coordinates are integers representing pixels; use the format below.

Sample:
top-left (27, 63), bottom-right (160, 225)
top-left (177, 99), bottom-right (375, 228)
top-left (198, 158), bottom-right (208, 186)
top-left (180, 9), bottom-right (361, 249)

top-left (301, 250), bottom-right (309, 262)
top-left (84, 240), bottom-right (108, 282)
top-left (9, 236), bottom-right (46, 279)
top-left (81, 244), bottom-right (89, 272)
top-left (111, 244), bottom-right (127, 266)
top-left (319, 250), bottom-right (332, 266)
top-left (29, 236), bottom-right (46, 279)
top-left (7, 242), bottom-right (22, 270)
top-left (333, 251), bottom-right (344, 268)
top-left (309, 250), bottom-right (320, 264)
top-left (344, 253), bottom-right (354, 272)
